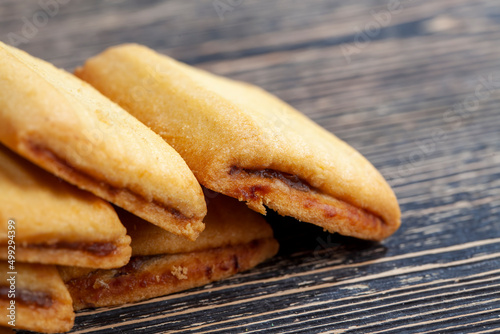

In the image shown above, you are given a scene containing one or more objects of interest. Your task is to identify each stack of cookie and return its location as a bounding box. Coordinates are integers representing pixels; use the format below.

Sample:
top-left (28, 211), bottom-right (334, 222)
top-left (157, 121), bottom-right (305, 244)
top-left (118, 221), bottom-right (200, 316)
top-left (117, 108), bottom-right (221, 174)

top-left (0, 42), bottom-right (400, 333)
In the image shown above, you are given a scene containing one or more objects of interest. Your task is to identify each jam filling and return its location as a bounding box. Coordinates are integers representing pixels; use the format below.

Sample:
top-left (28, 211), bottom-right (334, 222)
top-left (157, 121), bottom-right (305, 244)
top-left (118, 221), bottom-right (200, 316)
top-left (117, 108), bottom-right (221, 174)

top-left (229, 166), bottom-right (311, 192)
top-left (228, 166), bottom-right (385, 228)
top-left (0, 286), bottom-right (53, 308)
top-left (27, 241), bottom-right (117, 256)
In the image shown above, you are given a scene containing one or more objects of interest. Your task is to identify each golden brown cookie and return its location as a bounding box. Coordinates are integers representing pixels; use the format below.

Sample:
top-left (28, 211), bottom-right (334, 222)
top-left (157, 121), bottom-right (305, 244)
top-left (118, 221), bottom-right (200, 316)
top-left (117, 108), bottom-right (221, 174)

top-left (119, 193), bottom-right (276, 256)
top-left (61, 239), bottom-right (278, 310)
top-left (60, 194), bottom-right (279, 310)
top-left (76, 44), bottom-right (401, 241)
top-left (0, 42), bottom-right (206, 240)
top-left (0, 144), bottom-right (131, 269)
top-left (0, 262), bottom-right (74, 333)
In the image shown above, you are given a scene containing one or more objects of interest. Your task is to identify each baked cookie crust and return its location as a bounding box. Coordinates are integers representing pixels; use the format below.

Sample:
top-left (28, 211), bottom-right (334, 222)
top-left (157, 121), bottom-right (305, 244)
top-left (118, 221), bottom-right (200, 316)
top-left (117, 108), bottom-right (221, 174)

top-left (0, 262), bottom-right (74, 333)
top-left (0, 144), bottom-right (131, 269)
top-left (76, 44), bottom-right (401, 241)
top-left (60, 194), bottom-right (279, 310)
top-left (0, 42), bottom-right (206, 240)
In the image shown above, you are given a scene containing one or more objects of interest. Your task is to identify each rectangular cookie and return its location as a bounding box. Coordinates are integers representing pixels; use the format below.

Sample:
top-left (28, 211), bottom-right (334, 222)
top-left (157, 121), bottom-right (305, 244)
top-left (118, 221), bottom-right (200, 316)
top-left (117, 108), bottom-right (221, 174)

top-left (75, 44), bottom-right (401, 241)
top-left (0, 42), bottom-right (206, 241)
top-left (0, 144), bottom-right (131, 269)
top-left (60, 195), bottom-right (279, 310)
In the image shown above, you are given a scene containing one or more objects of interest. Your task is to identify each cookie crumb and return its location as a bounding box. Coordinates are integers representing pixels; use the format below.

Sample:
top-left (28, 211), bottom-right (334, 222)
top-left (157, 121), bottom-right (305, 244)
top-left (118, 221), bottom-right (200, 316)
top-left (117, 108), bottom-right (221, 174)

top-left (171, 266), bottom-right (188, 280)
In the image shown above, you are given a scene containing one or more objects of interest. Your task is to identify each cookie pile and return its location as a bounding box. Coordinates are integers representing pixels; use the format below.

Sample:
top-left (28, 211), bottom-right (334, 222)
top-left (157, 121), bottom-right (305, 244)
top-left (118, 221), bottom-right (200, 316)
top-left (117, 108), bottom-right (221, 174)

top-left (0, 42), bottom-right (400, 333)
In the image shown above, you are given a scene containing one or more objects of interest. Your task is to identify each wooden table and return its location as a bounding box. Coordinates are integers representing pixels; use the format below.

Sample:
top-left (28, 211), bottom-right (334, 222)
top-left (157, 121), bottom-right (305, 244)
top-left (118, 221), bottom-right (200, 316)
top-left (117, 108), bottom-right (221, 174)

top-left (3, 0), bottom-right (500, 332)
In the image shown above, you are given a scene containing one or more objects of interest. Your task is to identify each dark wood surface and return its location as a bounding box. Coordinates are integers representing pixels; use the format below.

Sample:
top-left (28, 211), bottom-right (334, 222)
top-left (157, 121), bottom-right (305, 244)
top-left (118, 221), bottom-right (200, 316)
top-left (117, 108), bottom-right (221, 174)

top-left (3, 0), bottom-right (500, 333)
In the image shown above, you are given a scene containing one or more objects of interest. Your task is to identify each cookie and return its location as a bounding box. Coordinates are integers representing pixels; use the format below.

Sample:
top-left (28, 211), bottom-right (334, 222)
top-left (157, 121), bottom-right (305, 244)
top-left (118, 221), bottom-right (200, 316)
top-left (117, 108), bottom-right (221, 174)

top-left (0, 262), bottom-right (74, 333)
top-left (76, 44), bottom-right (400, 241)
top-left (0, 42), bottom-right (206, 240)
top-left (60, 195), bottom-right (279, 310)
top-left (0, 144), bottom-right (131, 269)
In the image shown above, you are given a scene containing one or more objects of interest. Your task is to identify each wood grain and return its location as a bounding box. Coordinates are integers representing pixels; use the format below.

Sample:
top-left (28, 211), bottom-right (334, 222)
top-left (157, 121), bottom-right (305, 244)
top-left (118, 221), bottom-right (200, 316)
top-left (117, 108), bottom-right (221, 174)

top-left (2, 0), bottom-right (500, 332)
